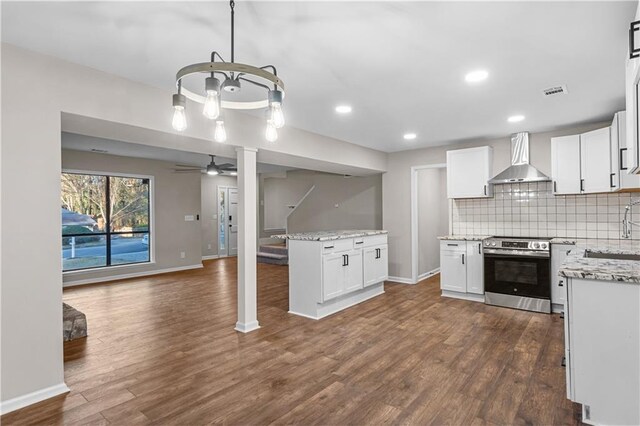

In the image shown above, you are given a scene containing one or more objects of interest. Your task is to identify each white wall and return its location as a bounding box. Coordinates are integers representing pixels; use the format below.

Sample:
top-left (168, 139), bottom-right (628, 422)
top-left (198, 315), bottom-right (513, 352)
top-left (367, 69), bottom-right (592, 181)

top-left (62, 149), bottom-right (202, 285)
top-left (0, 43), bottom-right (386, 409)
top-left (384, 121), bottom-right (610, 280)
top-left (201, 174), bottom-right (237, 258)
top-left (417, 167), bottom-right (449, 276)
top-left (262, 174), bottom-right (311, 231)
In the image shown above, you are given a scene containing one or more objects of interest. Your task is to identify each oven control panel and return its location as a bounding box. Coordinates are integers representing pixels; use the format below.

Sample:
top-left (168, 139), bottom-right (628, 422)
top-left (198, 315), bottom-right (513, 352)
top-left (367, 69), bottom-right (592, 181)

top-left (484, 239), bottom-right (549, 250)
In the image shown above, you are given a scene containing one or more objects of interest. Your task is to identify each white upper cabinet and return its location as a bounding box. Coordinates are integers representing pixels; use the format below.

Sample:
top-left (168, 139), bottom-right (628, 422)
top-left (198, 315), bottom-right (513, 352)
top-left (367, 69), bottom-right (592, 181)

top-left (625, 39), bottom-right (640, 174)
top-left (580, 127), bottom-right (612, 193)
top-left (551, 135), bottom-right (582, 195)
top-left (611, 111), bottom-right (640, 190)
top-left (446, 146), bottom-right (493, 199)
top-left (551, 126), bottom-right (626, 195)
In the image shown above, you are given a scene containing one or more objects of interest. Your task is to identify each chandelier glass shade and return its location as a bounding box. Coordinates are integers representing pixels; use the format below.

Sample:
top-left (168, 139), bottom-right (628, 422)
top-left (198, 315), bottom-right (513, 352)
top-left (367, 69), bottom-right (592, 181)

top-left (171, 0), bottom-right (285, 142)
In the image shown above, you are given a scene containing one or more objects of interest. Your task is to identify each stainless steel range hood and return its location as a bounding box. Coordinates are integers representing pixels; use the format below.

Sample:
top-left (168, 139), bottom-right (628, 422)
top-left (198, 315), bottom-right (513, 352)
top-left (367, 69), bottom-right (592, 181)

top-left (488, 132), bottom-right (550, 184)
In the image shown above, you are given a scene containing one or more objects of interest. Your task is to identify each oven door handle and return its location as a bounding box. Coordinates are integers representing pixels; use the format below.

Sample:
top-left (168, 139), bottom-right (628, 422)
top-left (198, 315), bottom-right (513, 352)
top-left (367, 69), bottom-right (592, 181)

top-left (484, 250), bottom-right (550, 259)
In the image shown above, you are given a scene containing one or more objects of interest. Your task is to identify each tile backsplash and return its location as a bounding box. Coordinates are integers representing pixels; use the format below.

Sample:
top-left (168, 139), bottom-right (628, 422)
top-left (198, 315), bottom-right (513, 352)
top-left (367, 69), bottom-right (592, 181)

top-left (452, 182), bottom-right (640, 241)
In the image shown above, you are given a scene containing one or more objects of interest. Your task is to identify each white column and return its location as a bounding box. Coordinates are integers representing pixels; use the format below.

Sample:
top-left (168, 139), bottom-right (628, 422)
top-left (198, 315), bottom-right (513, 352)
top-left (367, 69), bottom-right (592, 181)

top-left (235, 147), bottom-right (260, 333)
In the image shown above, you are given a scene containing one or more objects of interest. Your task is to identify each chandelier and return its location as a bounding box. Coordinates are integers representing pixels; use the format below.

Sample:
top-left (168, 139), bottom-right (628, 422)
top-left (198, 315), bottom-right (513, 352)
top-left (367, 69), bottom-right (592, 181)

top-left (171, 0), bottom-right (285, 143)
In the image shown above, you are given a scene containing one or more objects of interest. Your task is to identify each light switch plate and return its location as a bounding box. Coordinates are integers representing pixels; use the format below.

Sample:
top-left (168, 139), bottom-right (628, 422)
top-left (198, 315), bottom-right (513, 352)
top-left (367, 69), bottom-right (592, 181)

top-left (185, 215), bottom-right (195, 221)
top-left (180, 251), bottom-right (186, 259)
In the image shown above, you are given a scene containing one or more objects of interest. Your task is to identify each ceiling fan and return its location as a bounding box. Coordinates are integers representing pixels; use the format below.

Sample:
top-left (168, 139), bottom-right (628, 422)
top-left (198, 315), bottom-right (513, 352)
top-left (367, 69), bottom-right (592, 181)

top-left (173, 155), bottom-right (237, 176)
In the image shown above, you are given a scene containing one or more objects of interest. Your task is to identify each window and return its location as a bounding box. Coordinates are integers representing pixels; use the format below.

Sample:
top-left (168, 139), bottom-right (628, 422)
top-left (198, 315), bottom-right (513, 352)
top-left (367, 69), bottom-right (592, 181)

top-left (61, 172), bottom-right (151, 271)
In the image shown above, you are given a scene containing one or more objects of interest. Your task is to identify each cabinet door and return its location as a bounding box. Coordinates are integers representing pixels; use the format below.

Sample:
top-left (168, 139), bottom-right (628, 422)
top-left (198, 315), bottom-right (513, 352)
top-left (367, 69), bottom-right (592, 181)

top-left (322, 253), bottom-right (345, 302)
top-left (440, 247), bottom-right (467, 293)
top-left (551, 244), bottom-right (573, 306)
top-left (615, 112), bottom-right (640, 190)
top-left (376, 246), bottom-right (389, 283)
top-left (363, 246), bottom-right (389, 287)
top-left (446, 147), bottom-right (493, 199)
top-left (344, 250), bottom-right (363, 293)
top-left (580, 127), bottom-right (612, 193)
top-left (465, 242), bottom-right (484, 294)
top-left (551, 135), bottom-right (581, 194)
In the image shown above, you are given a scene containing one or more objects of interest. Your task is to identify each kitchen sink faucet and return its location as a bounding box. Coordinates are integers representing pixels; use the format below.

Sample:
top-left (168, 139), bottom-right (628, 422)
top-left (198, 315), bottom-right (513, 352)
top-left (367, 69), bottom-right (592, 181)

top-left (622, 199), bottom-right (640, 239)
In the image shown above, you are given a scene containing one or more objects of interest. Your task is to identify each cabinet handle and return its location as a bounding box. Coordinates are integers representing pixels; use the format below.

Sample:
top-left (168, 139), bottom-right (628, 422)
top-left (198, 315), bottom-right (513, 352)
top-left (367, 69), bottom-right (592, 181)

top-left (580, 179), bottom-right (584, 192)
top-left (630, 20), bottom-right (640, 59)
top-left (346, 254), bottom-right (349, 266)
top-left (558, 280), bottom-right (564, 287)
top-left (553, 181), bottom-right (557, 193)
top-left (461, 254), bottom-right (465, 265)
top-left (342, 254), bottom-right (347, 266)
top-left (483, 185), bottom-right (487, 196)
top-left (447, 243), bottom-right (458, 247)
top-left (478, 243), bottom-right (481, 254)
top-left (620, 147), bottom-right (628, 170)
top-left (610, 173), bottom-right (616, 188)
top-left (324, 245), bottom-right (334, 249)
top-left (355, 241), bottom-right (363, 245)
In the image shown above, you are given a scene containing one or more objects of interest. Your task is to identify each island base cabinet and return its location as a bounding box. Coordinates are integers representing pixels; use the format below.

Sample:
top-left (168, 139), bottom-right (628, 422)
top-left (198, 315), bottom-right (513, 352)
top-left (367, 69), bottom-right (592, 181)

top-left (288, 235), bottom-right (387, 320)
top-left (566, 278), bottom-right (640, 426)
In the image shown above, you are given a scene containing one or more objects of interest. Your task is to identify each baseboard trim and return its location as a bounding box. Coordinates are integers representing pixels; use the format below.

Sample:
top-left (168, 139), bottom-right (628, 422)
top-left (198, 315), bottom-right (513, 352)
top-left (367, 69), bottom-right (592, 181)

top-left (202, 255), bottom-right (219, 260)
top-left (0, 382), bottom-right (70, 415)
top-left (418, 268), bottom-right (440, 282)
top-left (234, 321), bottom-right (260, 333)
top-left (441, 290), bottom-right (485, 303)
top-left (387, 276), bottom-right (416, 285)
top-left (63, 264), bottom-right (203, 287)
top-left (288, 310), bottom-right (319, 320)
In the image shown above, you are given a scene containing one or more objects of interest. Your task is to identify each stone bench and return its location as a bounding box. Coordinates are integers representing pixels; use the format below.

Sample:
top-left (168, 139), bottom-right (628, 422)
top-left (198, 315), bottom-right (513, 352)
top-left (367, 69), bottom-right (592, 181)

top-left (63, 303), bottom-right (87, 341)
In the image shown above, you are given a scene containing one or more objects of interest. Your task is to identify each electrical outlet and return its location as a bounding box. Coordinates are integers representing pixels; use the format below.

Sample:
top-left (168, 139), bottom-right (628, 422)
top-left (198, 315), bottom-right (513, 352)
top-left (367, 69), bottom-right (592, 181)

top-left (180, 251), bottom-right (186, 259)
top-left (207, 244), bottom-right (212, 250)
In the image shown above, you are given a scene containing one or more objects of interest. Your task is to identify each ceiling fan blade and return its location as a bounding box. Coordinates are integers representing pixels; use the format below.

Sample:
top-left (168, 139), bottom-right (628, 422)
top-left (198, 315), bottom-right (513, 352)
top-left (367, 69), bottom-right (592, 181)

top-left (173, 169), bottom-right (203, 173)
top-left (217, 163), bottom-right (235, 168)
top-left (175, 164), bottom-right (203, 169)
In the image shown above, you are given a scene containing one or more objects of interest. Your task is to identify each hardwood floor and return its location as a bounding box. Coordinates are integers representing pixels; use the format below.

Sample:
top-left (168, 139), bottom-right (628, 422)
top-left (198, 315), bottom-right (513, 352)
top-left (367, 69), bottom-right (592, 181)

top-left (2, 258), bottom-right (581, 425)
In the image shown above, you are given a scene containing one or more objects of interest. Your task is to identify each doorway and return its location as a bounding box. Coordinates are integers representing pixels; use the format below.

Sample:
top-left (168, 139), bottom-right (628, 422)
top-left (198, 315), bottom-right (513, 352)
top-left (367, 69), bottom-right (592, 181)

top-left (218, 186), bottom-right (238, 257)
top-left (410, 163), bottom-right (450, 283)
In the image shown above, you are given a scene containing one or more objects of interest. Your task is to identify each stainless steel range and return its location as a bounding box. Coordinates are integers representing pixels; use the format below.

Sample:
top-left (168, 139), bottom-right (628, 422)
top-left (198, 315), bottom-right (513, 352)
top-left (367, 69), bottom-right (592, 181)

top-left (483, 236), bottom-right (552, 314)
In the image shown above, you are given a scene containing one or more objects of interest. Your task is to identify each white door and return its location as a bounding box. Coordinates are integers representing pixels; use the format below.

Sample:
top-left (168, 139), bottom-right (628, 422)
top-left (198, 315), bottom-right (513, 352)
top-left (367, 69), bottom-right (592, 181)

top-left (228, 188), bottom-right (238, 256)
top-left (580, 127), bottom-right (612, 193)
top-left (440, 245), bottom-right (467, 292)
top-left (322, 253), bottom-right (345, 302)
top-left (551, 135), bottom-right (582, 194)
top-left (343, 249), bottom-right (364, 293)
top-left (465, 242), bottom-right (483, 295)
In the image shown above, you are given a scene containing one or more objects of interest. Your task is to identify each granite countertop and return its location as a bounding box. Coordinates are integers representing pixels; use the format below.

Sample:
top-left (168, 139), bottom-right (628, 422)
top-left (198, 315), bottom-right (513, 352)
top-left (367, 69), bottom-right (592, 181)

top-left (559, 240), bottom-right (640, 284)
top-left (274, 230), bottom-right (388, 241)
top-left (438, 235), bottom-right (492, 241)
top-left (550, 238), bottom-right (577, 245)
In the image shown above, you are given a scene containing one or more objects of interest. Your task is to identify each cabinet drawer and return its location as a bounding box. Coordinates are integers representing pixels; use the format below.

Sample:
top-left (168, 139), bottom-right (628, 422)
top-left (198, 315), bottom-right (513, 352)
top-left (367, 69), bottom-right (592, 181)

top-left (440, 240), bottom-right (465, 252)
top-left (360, 234), bottom-right (387, 248)
top-left (322, 239), bottom-right (353, 253)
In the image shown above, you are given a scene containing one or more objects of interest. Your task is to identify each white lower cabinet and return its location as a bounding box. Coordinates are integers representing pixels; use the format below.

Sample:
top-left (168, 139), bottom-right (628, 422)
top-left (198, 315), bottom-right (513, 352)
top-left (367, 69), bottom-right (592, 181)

top-left (440, 240), bottom-right (484, 300)
top-left (289, 234), bottom-right (388, 319)
top-left (550, 243), bottom-right (574, 311)
top-left (565, 277), bottom-right (640, 426)
top-left (363, 246), bottom-right (388, 287)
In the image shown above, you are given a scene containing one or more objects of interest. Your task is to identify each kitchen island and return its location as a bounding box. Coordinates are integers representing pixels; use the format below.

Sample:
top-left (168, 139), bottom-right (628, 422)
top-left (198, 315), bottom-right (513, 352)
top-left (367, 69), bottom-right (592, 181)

top-left (274, 230), bottom-right (388, 319)
top-left (558, 242), bottom-right (640, 426)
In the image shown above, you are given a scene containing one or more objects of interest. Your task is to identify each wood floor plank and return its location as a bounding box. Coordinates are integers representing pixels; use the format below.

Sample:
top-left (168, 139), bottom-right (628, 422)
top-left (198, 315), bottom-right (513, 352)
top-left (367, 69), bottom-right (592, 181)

top-left (1, 258), bottom-right (582, 425)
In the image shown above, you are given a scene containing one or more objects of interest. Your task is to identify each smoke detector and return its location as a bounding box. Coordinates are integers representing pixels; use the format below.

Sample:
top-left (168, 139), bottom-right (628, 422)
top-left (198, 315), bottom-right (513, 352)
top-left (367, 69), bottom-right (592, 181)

top-left (542, 85), bottom-right (568, 97)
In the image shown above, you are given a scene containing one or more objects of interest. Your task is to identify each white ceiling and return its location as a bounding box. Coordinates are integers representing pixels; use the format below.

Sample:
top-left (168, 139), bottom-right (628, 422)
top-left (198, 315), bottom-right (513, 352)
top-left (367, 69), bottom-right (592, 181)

top-left (2, 1), bottom-right (636, 152)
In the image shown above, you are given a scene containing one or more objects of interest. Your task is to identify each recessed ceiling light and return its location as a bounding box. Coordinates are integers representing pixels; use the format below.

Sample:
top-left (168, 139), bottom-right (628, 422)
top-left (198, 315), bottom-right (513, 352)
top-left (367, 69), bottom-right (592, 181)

top-left (507, 115), bottom-right (525, 123)
top-left (335, 105), bottom-right (352, 114)
top-left (403, 133), bottom-right (417, 140)
top-left (465, 69), bottom-right (489, 83)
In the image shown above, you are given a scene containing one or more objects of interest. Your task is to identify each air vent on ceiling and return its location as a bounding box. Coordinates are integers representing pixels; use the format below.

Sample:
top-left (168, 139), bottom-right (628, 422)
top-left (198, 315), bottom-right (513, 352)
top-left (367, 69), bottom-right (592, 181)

top-left (543, 85), bottom-right (568, 97)
top-left (90, 148), bottom-right (108, 153)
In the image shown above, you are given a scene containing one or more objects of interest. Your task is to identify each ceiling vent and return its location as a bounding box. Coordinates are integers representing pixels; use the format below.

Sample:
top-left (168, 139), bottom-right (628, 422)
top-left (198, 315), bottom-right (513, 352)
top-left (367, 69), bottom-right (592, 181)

top-left (90, 148), bottom-right (108, 153)
top-left (543, 85), bottom-right (568, 97)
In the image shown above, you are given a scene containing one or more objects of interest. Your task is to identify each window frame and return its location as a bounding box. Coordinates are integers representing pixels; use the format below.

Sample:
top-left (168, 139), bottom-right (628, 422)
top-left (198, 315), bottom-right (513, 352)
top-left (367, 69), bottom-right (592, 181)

top-left (61, 169), bottom-right (155, 273)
